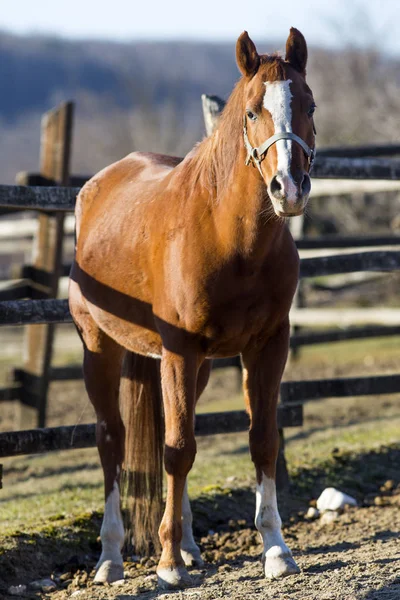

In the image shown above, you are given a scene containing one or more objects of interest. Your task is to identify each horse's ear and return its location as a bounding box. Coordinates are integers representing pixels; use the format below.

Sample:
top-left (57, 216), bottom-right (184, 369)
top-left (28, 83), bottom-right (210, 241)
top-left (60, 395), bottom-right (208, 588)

top-left (285, 27), bottom-right (308, 75)
top-left (236, 31), bottom-right (260, 78)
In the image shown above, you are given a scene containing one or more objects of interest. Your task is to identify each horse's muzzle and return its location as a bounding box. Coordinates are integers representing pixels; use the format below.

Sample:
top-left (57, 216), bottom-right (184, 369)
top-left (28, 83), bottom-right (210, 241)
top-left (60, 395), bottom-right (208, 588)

top-left (268, 171), bottom-right (311, 217)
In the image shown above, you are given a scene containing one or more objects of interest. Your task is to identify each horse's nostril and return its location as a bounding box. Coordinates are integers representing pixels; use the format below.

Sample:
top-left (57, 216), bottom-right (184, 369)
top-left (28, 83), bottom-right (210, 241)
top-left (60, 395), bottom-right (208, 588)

top-left (301, 173), bottom-right (311, 196)
top-left (270, 175), bottom-right (282, 198)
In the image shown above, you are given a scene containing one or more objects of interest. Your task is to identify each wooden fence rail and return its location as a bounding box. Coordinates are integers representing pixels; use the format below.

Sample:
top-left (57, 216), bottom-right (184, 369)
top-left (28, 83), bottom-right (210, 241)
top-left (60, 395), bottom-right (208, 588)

top-left (317, 144), bottom-right (400, 158)
top-left (0, 250), bottom-right (398, 325)
top-left (0, 231), bottom-right (399, 265)
top-left (300, 251), bottom-right (400, 276)
top-left (295, 235), bottom-right (400, 249)
top-left (1, 372), bottom-right (400, 459)
top-left (0, 184), bottom-right (78, 211)
top-left (290, 325), bottom-right (400, 348)
top-left (0, 406), bottom-right (303, 459)
top-left (281, 374), bottom-right (400, 403)
top-left (0, 321), bottom-right (399, 405)
top-left (2, 160), bottom-right (400, 213)
top-left (1, 248), bottom-right (399, 304)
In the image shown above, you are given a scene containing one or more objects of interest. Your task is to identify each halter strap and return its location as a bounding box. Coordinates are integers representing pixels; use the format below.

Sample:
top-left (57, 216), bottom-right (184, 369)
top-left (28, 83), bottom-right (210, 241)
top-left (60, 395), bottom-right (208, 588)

top-left (243, 116), bottom-right (315, 175)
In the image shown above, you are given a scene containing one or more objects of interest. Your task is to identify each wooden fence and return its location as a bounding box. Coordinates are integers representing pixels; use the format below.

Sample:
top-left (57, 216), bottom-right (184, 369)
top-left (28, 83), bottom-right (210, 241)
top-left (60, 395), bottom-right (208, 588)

top-left (0, 98), bottom-right (399, 478)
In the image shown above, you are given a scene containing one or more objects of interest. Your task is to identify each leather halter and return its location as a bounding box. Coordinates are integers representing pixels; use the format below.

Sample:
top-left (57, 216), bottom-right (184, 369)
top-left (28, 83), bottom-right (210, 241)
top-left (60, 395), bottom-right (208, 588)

top-left (243, 116), bottom-right (316, 176)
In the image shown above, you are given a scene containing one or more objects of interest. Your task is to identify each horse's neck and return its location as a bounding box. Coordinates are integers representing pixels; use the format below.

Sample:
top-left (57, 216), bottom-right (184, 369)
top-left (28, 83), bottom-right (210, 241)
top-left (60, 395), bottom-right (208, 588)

top-left (206, 144), bottom-right (284, 258)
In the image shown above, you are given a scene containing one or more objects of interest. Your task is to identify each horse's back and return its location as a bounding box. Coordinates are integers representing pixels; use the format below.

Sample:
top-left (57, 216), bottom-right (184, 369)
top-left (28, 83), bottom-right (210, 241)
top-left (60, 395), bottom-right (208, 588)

top-left (75, 151), bottom-right (182, 239)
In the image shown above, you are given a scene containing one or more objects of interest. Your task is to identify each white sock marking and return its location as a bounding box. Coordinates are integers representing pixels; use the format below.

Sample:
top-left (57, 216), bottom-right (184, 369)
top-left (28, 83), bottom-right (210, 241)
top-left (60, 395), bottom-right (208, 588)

top-left (98, 481), bottom-right (124, 566)
top-left (181, 481), bottom-right (197, 550)
top-left (255, 475), bottom-right (291, 558)
top-left (263, 80), bottom-right (297, 203)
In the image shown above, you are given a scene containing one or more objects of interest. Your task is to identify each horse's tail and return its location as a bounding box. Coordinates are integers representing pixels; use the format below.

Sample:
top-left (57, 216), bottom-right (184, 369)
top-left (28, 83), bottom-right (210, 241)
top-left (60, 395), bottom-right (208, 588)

top-left (120, 351), bottom-right (164, 555)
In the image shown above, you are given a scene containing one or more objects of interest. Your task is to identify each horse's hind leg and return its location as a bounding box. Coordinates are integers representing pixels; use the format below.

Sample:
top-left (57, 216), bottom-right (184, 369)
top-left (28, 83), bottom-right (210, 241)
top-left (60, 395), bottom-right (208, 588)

top-left (70, 294), bottom-right (125, 583)
top-left (84, 339), bottom-right (125, 583)
top-left (242, 320), bottom-right (300, 580)
top-left (180, 359), bottom-right (211, 568)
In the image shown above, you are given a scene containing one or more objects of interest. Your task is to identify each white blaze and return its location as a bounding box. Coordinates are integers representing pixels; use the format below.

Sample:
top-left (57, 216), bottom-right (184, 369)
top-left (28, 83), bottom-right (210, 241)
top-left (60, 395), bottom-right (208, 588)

top-left (263, 79), bottom-right (297, 202)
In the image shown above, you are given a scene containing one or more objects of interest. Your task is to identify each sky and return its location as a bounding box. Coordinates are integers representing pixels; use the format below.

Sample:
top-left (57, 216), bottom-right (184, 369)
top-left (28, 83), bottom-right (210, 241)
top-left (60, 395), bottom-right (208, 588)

top-left (1, 0), bottom-right (400, 55)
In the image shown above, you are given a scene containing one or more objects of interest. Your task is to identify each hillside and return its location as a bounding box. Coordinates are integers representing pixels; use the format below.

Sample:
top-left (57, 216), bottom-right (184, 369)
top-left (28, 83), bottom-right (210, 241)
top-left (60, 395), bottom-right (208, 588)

top-left (1, 31), bottom-right (400, 183)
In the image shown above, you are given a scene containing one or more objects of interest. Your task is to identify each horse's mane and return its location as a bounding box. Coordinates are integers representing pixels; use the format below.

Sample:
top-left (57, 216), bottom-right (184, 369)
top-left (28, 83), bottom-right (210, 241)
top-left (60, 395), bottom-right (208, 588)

top-left (187, 55), bottom-right (287, 200)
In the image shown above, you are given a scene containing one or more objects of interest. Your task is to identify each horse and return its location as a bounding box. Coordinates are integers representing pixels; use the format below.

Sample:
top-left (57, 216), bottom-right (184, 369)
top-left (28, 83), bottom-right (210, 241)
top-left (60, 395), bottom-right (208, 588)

top-left (69, 27), bottom-right (316, 589)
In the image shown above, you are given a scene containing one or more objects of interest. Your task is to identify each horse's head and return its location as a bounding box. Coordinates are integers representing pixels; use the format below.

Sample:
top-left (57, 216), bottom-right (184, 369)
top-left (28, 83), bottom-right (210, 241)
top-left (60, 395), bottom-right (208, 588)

top-left (236, 28), bottom-right (316, 217)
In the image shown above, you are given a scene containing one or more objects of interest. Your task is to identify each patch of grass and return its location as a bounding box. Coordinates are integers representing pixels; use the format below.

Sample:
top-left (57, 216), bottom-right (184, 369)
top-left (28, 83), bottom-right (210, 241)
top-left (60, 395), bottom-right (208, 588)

top-left (289, 443), bottom-right (400, 503)
top-left (286, 335), bottom-right (400, 372)
top-left (197, 392), bottom-right (244, 414)
top-left (2, 396), bottom-right (399, 535)
top-left (0, 511), bottom-right (102, 593)
top-left (0, 448), bottom-right (103, 533)
top-left (286, 411), bottom-right (400, 469)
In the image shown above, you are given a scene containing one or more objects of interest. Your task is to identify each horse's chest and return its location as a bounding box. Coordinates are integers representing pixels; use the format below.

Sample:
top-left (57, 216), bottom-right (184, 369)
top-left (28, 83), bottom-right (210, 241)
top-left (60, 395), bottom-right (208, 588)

top-left (165, 246), bottom-right (297, 355)
top-left (196, 289), bottom-right (286, 356)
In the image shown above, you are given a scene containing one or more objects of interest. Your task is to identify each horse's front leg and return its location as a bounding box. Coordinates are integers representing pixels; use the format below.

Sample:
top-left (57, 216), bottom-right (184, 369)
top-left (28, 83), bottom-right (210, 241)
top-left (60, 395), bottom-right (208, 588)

top-left (180, 359), bottom-right (211, 568)
top-left (157, 348), bottom-right (200, 589)
top-left (242, 320), bottom-right (300, 580)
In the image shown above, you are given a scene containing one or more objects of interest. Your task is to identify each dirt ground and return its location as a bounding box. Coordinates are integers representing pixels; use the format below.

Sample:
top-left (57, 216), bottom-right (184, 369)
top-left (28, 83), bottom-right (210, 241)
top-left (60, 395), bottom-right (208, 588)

top-left (3, 485), bottom-right (399, 600)
top-left (1, 441), bottom-right (399, 600)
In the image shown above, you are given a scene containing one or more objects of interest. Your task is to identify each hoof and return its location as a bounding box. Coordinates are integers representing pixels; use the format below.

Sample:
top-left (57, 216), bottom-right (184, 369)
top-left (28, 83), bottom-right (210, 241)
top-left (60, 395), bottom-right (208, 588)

top-left (94, 560), bottom-right (124, 584)
top-left (264, 546), bottom-right (300, 579)
top-left (181, 545), bottom-right (204, 568)
top-left (157, 565), bottom-right (192, 590)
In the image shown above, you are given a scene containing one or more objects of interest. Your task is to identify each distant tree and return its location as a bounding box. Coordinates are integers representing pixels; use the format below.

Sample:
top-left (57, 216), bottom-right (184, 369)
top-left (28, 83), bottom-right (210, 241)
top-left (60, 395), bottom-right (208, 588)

top-left (1, 31), bottom-right (400, 184)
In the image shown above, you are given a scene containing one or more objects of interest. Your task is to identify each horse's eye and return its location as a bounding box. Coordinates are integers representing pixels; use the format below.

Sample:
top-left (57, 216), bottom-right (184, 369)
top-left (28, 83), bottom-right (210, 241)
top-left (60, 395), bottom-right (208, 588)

top-left (246, 110), bottom-right (257, 121)
top-left (308, 103), bottom-right (316, 117)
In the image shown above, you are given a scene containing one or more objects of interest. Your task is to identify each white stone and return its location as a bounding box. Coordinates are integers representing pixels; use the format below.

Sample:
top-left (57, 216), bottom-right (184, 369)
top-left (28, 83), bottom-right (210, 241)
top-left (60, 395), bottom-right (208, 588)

top-left (8, 585), bottom-right (27, 596)
top-left (316, 488), bottom-right (357, 512)
top-left (320, 510), bottom-right (340, 525)
top-left (305, 506), bottom-right (320, 520)
top-left (110, 579), bottom-right (126, 586)
top-left (29, 578), bottom-right (57, 591)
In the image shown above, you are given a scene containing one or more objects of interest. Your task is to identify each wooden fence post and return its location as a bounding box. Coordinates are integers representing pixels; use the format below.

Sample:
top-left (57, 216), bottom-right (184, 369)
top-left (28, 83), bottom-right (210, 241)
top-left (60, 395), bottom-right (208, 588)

top-left (201, 94), bottom-right (226, 136)
top-left (16, 102), bottom-right (74, 429)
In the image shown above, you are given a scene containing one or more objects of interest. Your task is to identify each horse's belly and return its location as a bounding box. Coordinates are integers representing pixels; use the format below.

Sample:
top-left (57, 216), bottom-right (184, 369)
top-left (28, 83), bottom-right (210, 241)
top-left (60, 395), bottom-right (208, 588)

top-left (86, 302), bottom-right (163, 358)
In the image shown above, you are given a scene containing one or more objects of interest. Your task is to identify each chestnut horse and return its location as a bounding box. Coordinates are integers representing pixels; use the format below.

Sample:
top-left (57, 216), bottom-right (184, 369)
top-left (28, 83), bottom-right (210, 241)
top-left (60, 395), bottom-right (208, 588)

top-left (69, 28), bottom-right (316, 589)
